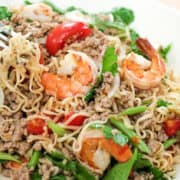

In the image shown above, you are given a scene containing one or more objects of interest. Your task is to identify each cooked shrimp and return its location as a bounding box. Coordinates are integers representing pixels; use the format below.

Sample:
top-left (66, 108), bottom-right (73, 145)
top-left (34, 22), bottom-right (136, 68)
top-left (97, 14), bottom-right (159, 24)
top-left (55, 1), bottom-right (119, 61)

top-left (75, 129), bottom-right (132, 173)
top-left (123, 38), bottom-right (166, 89)
top-left (41, 51), bottom-right (97, 99)
top-left (19, 3), bottom-right (54, 22)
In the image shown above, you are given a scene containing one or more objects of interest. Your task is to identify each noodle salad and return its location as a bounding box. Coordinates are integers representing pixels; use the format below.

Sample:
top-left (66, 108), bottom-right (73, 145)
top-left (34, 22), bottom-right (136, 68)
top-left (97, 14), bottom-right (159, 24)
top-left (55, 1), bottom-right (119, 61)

top-left (0, 1), bottom-right (179, 180)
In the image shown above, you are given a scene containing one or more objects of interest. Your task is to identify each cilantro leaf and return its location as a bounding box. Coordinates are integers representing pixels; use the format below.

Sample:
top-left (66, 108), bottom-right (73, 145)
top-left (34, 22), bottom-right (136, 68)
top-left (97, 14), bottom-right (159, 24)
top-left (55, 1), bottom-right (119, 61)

top-left (159, 44), bottom-right (172, 62)
top-left (84, 74), bottom-right (103, 102)
top-left (102, 46), bottom-right (118, 76)
top-left (103, 126), bottom-right (113, 139)
top-left (134, 153), bottom-right (167, 180)
top-left (157, 99), bottom-right (172, 107)
top-left (112, 7), bottom-right (135, 25)
top-left (129, 29), bottom-right (142, 55)
top-left (0, 6), bottom-right (12, 20)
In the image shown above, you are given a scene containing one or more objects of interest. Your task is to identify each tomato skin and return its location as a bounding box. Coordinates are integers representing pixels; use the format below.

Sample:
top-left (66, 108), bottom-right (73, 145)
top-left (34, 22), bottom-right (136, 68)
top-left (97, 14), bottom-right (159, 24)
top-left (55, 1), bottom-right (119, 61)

top-left (27, 118), bottom-right (46, 135)
top-left (46, 22), bottom-right (92, 55)
top-left (164, 119), bottom-right (180, 137)
top-left (39, 45), bottom-right (45, 64)
top-left (64, 112), bottom-right (87, 126)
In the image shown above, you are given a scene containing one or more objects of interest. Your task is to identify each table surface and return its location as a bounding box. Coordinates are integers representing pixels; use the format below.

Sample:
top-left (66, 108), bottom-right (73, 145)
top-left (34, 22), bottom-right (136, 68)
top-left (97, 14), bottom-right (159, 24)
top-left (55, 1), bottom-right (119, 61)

top-left (160, 0), bottom-right (180, 9)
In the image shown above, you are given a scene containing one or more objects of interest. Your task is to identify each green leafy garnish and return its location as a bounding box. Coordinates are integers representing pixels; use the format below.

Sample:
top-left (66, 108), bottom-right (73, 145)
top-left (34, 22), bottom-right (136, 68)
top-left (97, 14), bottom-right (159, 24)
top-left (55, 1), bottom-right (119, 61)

top-left (91, 123), bottom-right (129, 146)
top-left (163, 138), bottom-right (177, 149)
top-left (24, 0), bottom-right (32, 5)
top-left (111, 7), bottom-right (135, 25)
top-left (102, 46), bottom-right (118, 76)
top-left (129, 29), bottom-right (142, 55)
top-left (119, 105), bottom-right (147, 116)
top-left (157, 99), bottom-right (172, 107)
top-left (104, 149), bottom-right (138, 180)
top-left (109, 118), bottom-right (150, 154)
top-left (0, 152), bottom-right (19, 162)
top-left (0, 6), bottom-right (12, 20)
top-left (84, 74), bottom-right (103, 102)
top-left (47, 152), bottom-right (96, 180)
top-left (159, 44), bottom-right (172, 62)
top-left (134, 153), bottom-right (167, 180)
top-left (42, 0), bottom-right (64, 14)
top-left (48, 121), bottom-right (66, 136)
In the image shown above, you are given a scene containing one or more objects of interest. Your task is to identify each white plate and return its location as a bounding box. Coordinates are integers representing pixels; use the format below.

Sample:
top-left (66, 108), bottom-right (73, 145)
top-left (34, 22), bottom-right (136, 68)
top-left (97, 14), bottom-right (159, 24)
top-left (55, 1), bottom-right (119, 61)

top-left (0, 0), bottom-right (180, 179)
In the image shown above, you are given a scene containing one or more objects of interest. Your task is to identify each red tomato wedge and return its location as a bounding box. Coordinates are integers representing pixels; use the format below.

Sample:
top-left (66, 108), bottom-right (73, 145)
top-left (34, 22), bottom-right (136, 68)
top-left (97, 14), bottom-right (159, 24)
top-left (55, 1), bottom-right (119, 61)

top-left (64, 112), bottom-right (87, 126)
top-left (46, 22), bottom-right (92, 55)
top-left (164, 119), bottom-right (180, 137)
top-left (101, 139), bottom-right (132, 162)
top-left (27, 118), bottom-right (46, 135)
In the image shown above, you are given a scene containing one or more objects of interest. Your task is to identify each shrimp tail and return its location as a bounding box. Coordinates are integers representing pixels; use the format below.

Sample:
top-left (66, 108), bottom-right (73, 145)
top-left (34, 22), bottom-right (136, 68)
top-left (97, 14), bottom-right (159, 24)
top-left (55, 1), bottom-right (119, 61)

top-left (136, 38), bottom-right (157, 59)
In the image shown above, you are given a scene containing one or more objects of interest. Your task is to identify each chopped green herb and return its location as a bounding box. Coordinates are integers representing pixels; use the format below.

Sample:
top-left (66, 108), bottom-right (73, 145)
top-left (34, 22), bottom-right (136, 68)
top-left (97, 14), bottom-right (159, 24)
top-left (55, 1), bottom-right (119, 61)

top-left (47, 153), bottom-right (96, 180)
top-left (142, 99), bottom-right (152, 106)
top-left (157, 99), bottom-right (172, 107)
top-left (0, 6), bottom-right (12, 20)
top-left (24, 0), bottom-right (32, 5)
top-left (134, 153), bottom-right (167, 180)
top-left (129, 29), bottom-right (143, 55)
top-left (119, 105), bottom-right (147, 116)
top-left (0, 152), bottom-right (19, 162)
top-left (102, 46), bottom-right (118, 76)
top-left (111, 7), bottom-right (135, 25)
top-left (159, 44), bottom-right (172, 62)
top-left (109, 118), bottom-right (150, 154)
top-left (84, 74), bottom-right (103, 102)
top-left (27, 151), bottom-right (41, 169)
top-left (48, 121), bottom-right (66, 136)
top-left (42, 0), bottom-right (64, 14)
top-left (90, 123), bottom-right (129, 146)
top-left (104, 149), bottom-right (138, 180)
top-left (103, 126), bottom-right (113, 139)
top-left (163, 138), bottom-right (177, 149)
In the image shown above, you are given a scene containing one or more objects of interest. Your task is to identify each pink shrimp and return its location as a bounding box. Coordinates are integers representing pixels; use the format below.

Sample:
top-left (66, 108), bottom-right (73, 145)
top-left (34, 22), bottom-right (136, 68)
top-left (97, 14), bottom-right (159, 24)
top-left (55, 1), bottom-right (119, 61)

top-left (123, 38), bottom-right (166, 89)
top-left (41, 51), bottom-right (97, 99)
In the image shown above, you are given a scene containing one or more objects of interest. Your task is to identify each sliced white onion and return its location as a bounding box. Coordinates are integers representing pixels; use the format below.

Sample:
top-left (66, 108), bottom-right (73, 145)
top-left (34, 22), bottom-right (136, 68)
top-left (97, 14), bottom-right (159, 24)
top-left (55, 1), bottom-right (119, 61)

top-left (20, 3), bottom-right (53, 22)
top-left (0, 88), bottom-right (4, 106)
top-left (64, 10), bottom-right (92, 24)
top-left (108, 74), bottom-right (120, 98)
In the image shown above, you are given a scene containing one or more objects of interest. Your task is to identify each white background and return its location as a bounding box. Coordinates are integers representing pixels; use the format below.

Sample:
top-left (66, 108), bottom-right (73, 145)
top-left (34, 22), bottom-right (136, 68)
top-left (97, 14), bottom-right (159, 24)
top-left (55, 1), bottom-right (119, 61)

top-left (0, 0), bottom-right (180, 179)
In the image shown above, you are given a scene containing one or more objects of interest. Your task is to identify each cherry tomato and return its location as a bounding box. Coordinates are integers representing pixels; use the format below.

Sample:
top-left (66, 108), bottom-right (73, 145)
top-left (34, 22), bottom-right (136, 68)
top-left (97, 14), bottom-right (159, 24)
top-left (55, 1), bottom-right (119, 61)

top-left (46, 22), bottom-right (92, 55)
top-left (27, 118), bottom-right (46, 135)
top-left (64, 112), bottom-right (87, 126)
top-left (164, 119), bottom-right (180, 137)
